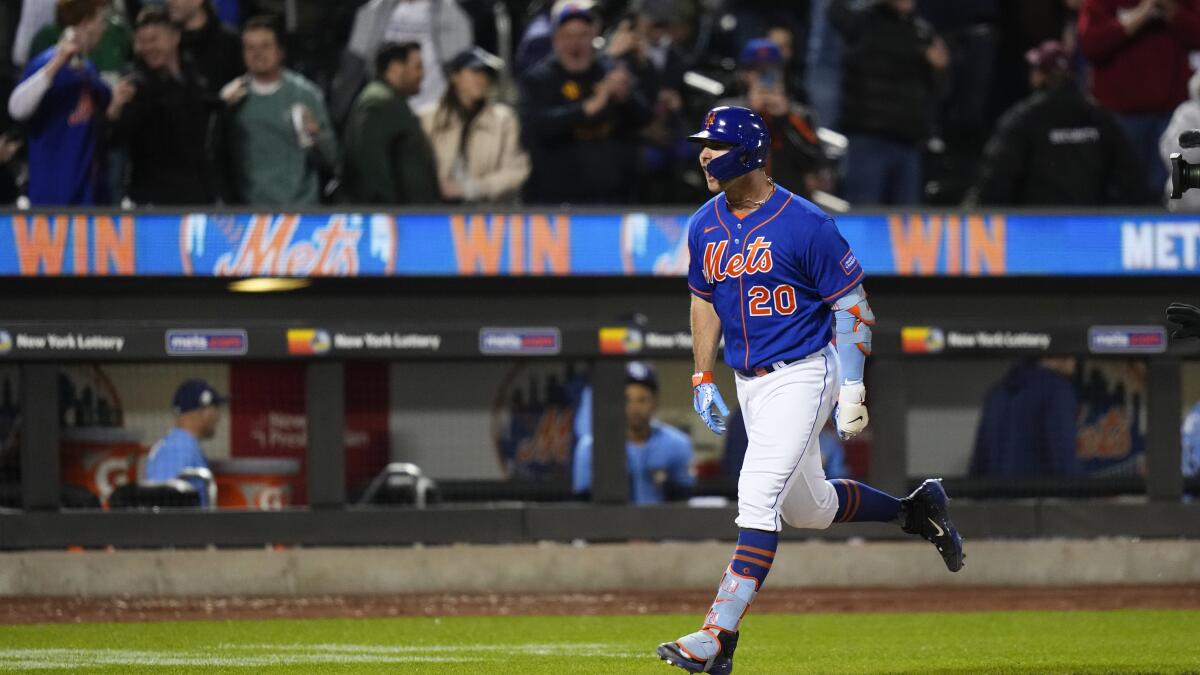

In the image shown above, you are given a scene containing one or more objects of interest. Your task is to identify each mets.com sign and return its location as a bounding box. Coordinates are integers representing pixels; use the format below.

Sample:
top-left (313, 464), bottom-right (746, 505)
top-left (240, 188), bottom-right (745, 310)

top-left (0, 211), bottom-right (1197, 277)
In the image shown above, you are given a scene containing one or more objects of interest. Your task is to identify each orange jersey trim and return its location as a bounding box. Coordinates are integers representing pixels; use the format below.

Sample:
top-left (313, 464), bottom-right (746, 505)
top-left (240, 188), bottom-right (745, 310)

top-left (741, 194), bottom-right (792, 254)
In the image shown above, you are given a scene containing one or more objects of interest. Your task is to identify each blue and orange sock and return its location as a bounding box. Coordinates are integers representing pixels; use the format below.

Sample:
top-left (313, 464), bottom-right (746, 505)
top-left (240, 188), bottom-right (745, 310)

top-left (830, 479), bottom-right (902, 523)
top-left (729, 528), bottom-right (778, 589)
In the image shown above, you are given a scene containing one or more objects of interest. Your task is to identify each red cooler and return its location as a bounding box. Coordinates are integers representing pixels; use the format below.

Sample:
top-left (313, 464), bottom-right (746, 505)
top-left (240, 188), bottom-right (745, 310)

top-left (210, 458), bottom-right (300, 510)
top-left (61, 428), bottom-right (146, 507)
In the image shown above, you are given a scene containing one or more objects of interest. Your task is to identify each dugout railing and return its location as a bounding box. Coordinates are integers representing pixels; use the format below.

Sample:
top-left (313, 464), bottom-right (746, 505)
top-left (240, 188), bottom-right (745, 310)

top-left (0, 287), bottom-right (1198, 549)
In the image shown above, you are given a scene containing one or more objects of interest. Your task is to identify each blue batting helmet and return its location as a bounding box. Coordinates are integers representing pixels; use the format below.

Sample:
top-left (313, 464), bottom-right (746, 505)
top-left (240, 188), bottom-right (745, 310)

top-left (687, 106), bottom-right (770, 181)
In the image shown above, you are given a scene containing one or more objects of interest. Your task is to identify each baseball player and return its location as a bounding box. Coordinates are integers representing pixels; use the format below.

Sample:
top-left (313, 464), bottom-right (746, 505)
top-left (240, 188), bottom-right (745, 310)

top-left (656, 106), bottom-right (964, 674)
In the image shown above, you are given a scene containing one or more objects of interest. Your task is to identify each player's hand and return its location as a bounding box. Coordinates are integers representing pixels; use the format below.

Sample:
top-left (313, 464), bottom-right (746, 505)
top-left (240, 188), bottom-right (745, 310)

top-left (835, 382), bottom-right (869, 440)
top-left (1167, 302), bottom-right (1200, 339)
top-left (692, 371), bottom-right (730, 435)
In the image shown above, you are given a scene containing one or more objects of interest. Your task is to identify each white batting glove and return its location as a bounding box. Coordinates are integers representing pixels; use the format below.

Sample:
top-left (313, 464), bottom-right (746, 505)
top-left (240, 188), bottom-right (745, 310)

top-left (835, 381), bottom-right (868, 440)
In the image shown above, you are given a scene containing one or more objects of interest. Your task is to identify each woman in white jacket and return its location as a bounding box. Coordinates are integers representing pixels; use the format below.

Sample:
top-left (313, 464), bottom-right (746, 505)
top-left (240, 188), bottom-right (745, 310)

top-left (421, 47), bottom-right (531, 203)
top-left (1160, 70), bottom-right (1200, 211)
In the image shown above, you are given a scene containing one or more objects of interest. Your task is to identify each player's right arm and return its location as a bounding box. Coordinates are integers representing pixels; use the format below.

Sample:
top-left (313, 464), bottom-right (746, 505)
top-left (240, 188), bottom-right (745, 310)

top-left (7, 32), bottom-right (78, 121)
top-left (690, 295), bottom-right (721, 373)
top-left (688, 212), bottom-right (729, 434)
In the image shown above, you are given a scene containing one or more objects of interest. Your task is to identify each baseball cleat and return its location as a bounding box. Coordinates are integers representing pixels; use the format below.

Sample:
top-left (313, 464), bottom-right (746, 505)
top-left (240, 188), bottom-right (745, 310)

top-left (656, 628), bottom-right (738, 674)
top-left (900, 478), bottom-right (965, 572)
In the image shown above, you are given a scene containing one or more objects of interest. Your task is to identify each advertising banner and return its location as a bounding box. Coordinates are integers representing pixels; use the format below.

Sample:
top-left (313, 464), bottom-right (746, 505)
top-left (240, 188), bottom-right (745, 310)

top-left (2, 211), bottom-right (1198, 277)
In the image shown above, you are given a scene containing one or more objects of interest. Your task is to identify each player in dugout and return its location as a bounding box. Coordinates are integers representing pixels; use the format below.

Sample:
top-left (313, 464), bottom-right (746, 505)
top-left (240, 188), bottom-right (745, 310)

top-left (145, 379), bottom-right (225, 507)
top-left (656, 106), bottom-right (964, 674)
top-left (572, 360), bottom-right (695, 504)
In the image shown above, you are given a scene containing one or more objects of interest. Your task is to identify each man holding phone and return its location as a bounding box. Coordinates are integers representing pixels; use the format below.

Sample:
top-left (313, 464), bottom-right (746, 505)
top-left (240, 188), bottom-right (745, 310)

top-left (6, 0), bottom-right (112, 205)
top-left (717, 38), bottom-right (832, 202)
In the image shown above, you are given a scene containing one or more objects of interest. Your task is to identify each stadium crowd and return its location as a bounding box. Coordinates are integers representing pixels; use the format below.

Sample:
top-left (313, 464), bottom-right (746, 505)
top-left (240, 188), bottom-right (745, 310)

top-left (0, 0), bottom-right (1194, 209)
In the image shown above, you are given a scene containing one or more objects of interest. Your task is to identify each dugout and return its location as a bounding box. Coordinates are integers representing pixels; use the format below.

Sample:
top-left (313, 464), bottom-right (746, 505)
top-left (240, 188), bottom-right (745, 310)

top-left (0, 208), bottom-right (1197, 549)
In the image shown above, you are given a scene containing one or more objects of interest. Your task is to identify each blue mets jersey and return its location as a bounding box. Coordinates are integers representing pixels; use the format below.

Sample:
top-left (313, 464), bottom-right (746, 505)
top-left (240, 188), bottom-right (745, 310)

top-left (19, 48), bottom-right (111, 206)
top-left (687, 185), bottom-right (863, 372)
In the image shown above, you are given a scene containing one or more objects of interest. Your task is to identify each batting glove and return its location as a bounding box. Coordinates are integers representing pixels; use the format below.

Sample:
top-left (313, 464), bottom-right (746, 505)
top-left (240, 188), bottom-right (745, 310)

top-left (835, 381), bottom-right (869, 440)
top-left (1167, 302), bottom-right (1200, 339)
top-left (693, 371), bottom-right (730, 435)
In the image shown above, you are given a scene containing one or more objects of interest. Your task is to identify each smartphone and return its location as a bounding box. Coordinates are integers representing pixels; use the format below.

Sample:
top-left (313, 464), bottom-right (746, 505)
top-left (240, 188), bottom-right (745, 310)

top-left (758, 66), bottom-right (781, 89)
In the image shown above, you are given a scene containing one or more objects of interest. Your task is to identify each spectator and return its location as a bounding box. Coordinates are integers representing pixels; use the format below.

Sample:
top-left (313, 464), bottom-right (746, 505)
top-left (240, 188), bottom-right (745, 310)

top-left (127, 0), bottom-right (239, 28)
top-left (28, 0), bottom-right (132, 81)
top-left (382, 0), bottom-right (473, 113)
top-left (12, 0), bottom-right (57, 69)
top-left (145, 379), bottom-right (225, 507)
top-left (216, 17), bottom-right (335, 206)
top-left (764, 16), bottom-right (810, 108)
top-left (969, 357), bottom-right (1085, 478)
top-left (420, 47), bottom-right (529, 203)
top-left (1078, 0), bottom-right (1200, 196)
top-left (108, 7), bottom-right (216, 205)
top-left (607, 0), bottom-right (693, 203)
top-left (519, 3), bottom-right (651, 204)
top-left (238, 0), bottom-right (362, 92)
top-left (1183, 400), bottom-right (1200, 478)
top-left (1162, 71), bottom-right (1200, 210)
top-left (967, 40), bottom-right (1148, 206)
top-left (718, 38), bottom-right (832, 201)
top-left (343, 41), bottom-right (438, 205)
top-left (724, 409), bottom-right (849, 480)
top-left (993, 0), bottom-right (1080, 120)
top-left (572, 361), bottom-right (694, 504)
top-left (514, 0), bottom-right (592, 78)
top-left (166, 0), bottom-right (242, 97)
top-left (830, 0), bottom-right (949, 205)
top-left (7, 0), bottom-right (112, 205)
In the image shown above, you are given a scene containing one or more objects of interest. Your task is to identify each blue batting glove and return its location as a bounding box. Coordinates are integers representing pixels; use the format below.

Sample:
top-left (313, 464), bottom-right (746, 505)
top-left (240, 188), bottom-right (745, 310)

top-left (692, 371), bottom-right (730, 435)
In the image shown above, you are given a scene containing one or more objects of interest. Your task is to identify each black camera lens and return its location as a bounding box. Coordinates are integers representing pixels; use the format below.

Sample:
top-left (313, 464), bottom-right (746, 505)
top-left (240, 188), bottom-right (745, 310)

top-left (1170, 153), bottom-right (1200, 199)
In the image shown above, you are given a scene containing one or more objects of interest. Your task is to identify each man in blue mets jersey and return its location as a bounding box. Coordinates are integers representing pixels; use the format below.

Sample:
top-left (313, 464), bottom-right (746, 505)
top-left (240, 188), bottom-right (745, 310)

top-left (656, 106), bottom-right (965, 674)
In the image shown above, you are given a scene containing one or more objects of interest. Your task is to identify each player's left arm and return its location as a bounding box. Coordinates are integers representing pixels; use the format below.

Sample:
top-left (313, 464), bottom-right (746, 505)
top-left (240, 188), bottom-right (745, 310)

top-left (831, 284), bottom-right (873, 440)
top-left (804, 216), bottom-right (871, 440)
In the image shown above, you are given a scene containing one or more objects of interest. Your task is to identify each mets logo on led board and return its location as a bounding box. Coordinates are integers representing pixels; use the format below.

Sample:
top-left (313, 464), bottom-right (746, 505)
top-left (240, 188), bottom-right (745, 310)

top-left (287, 328), bottom-right (331, 355)
top-left (901, 326), bottom-right (945, 354)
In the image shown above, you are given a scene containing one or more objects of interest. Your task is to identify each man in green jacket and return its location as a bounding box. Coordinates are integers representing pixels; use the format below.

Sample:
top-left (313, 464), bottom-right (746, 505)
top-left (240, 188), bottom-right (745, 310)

top-left (343, 41), bottom-right (439, 204)
top-left (219, 17), bottom-right (336, 206)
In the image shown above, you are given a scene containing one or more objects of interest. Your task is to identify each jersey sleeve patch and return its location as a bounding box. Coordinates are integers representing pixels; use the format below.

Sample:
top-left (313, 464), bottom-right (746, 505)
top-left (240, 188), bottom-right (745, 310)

top-left (840, 250), bottom-right (860, 276)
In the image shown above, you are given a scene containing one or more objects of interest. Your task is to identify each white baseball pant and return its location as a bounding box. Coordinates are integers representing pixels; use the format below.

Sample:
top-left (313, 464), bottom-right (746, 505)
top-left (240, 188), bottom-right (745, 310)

top-left (734, 342), bottom-right (840, 532)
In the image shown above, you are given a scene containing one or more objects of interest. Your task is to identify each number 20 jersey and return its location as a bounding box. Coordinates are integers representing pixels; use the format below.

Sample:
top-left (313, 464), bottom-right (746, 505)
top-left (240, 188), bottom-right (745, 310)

top-left (686, 185), bottom-right (864, 372)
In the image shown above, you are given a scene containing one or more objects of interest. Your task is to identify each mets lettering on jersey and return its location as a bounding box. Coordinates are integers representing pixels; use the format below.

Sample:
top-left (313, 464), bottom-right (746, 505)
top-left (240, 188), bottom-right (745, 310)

top-left (687, 186), bottom-right (863, 371)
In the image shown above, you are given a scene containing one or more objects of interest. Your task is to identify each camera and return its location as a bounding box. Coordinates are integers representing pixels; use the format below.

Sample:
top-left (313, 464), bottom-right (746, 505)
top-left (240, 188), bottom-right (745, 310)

top-left (1169, 130), bottom-right (1200, 199)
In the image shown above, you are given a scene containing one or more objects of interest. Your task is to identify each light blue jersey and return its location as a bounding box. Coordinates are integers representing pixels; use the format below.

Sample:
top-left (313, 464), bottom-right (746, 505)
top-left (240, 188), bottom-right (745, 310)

top-left (145, 427), bottom-right (210, 506)
top-left (573, 420), bottom-right (695, 504)
top-left (1184, 402), bottom-right (1200, 478)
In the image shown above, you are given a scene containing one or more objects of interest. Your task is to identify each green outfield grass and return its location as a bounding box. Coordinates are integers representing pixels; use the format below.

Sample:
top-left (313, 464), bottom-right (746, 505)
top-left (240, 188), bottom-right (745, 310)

top-left (0, 609), bottom-right (1197, 673)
